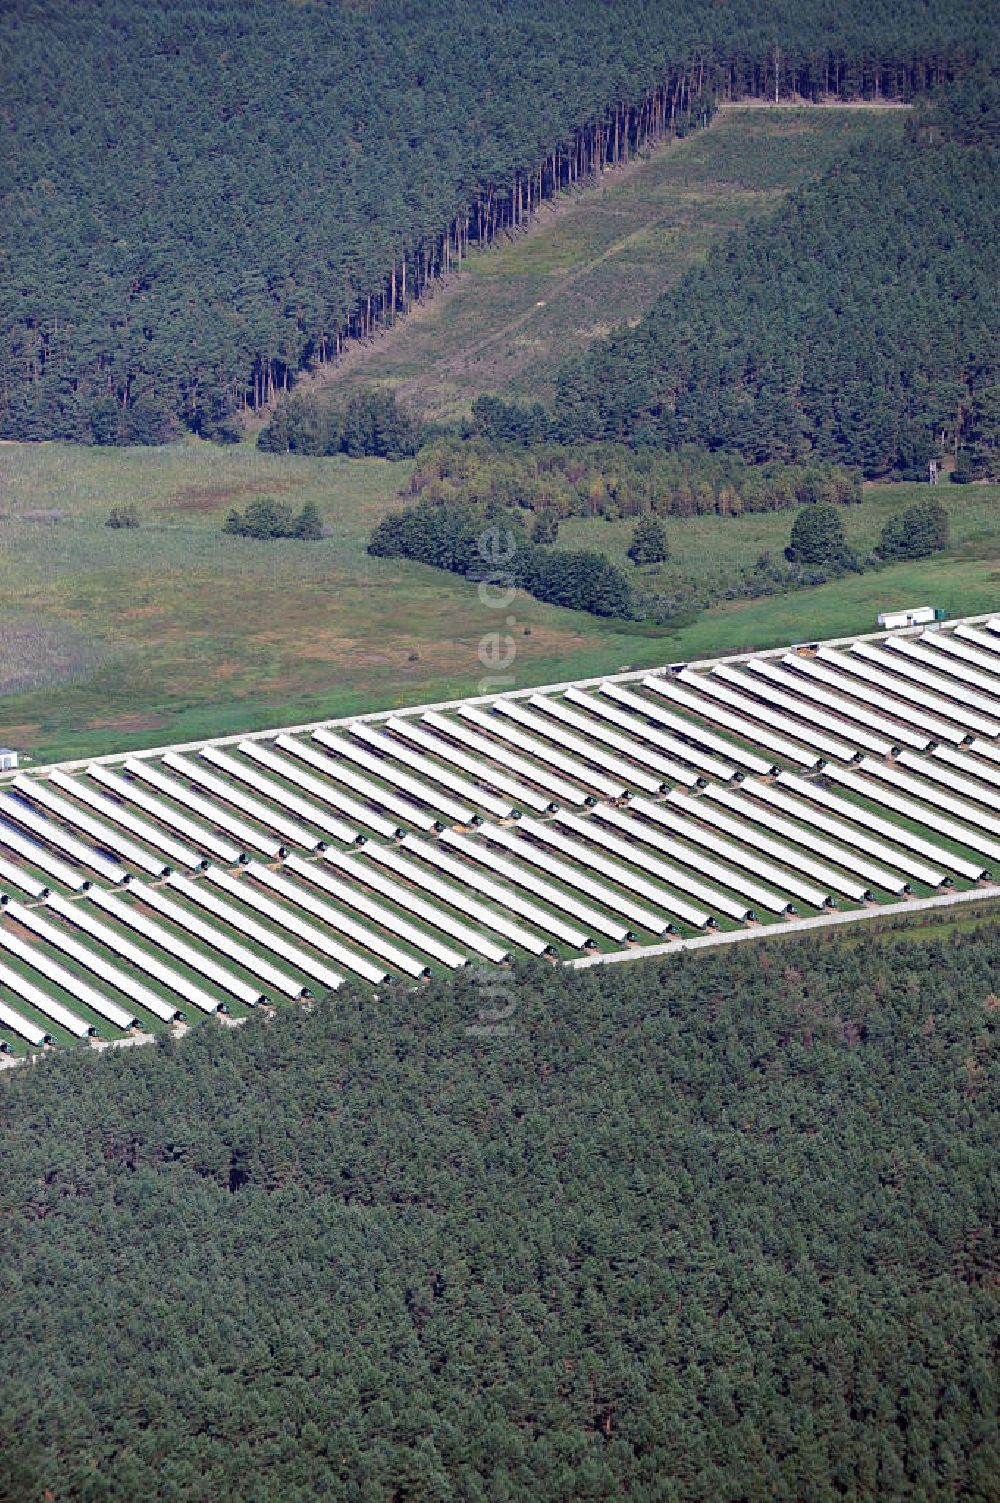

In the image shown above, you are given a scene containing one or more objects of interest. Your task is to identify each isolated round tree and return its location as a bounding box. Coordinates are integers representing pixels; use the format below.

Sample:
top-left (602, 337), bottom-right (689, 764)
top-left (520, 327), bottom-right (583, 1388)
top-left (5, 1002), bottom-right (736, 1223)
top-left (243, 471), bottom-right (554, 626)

top-left (785, 503), bottom-right (848, 565)
top-left (627, 515), bottom-right (668, 566)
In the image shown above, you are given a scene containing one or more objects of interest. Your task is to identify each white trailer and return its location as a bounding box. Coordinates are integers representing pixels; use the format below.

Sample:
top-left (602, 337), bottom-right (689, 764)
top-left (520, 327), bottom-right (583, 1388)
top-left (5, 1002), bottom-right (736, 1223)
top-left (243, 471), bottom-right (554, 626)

top-left (877, 605), bottom-right (937, 629)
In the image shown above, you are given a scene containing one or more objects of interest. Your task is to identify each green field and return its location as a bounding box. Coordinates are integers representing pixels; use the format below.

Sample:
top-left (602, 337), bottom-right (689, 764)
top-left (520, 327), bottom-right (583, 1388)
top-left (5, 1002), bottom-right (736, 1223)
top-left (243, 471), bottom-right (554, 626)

top-left (298, 108), bottom-right (898, 422)
top-left (1, 437), bottom-right (998, 766)
top-left (3, 104), bottom-right (994, 767)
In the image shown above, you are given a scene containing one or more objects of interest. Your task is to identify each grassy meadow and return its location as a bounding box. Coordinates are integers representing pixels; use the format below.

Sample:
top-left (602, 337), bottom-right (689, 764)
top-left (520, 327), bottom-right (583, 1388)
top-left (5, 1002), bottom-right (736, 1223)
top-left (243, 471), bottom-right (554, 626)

top-left (299, 108), bottom-right (898, 422)
top-left (1, 438), bottom-right (997, 766)
top-left (2, 104), bottom-right (991, 768)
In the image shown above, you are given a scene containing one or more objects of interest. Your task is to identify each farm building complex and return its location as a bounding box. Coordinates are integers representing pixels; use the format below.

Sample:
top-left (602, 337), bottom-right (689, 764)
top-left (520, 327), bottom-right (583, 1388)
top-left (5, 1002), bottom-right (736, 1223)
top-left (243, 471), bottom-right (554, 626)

top-left (2, 613), bottom-right (1000, 1051)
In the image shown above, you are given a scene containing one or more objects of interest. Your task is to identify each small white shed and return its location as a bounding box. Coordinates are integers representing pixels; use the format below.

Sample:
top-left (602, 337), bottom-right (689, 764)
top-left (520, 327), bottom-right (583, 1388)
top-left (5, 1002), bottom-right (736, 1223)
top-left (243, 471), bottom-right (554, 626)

top-left (877, 605), bottom-right (939, 631)
top-left (0, 749), bottom-right (18, 772)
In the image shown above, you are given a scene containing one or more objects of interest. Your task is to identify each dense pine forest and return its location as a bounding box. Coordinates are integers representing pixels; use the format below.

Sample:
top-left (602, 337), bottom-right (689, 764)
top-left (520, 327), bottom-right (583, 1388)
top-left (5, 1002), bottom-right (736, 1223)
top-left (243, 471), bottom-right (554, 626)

top-left (1, 0), bottom-right (995, 443)
top-left (486, 76), bottom-right (1000, 477)
top-left (0, 931), bottom-right (996, 1500)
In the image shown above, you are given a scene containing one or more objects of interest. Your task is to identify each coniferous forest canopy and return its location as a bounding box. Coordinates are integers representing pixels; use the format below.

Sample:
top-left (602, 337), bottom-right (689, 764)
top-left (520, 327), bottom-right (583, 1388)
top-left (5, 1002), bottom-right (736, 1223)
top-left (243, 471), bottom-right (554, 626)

top-left (0, 933), bottom-right (996, 1501)
top-left (0, 0), bottom-right (995, 444)
top-left (544, 78), bottom-right (1000, 476)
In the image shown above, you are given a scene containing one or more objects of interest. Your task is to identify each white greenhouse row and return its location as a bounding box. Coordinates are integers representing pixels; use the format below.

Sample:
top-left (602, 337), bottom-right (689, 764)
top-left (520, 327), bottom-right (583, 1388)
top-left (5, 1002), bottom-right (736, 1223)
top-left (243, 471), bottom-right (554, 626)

top-left (2, 614), bottom-right (1000, 1048)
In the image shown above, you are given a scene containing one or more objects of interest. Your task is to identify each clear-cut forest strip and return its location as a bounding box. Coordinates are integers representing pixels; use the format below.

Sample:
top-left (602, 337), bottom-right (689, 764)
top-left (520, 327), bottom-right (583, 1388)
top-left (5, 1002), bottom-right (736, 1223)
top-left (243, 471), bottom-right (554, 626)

top-left (1, 0), bottom-right (991, 442)
top-left (300, 110), bottom-right (895, 422)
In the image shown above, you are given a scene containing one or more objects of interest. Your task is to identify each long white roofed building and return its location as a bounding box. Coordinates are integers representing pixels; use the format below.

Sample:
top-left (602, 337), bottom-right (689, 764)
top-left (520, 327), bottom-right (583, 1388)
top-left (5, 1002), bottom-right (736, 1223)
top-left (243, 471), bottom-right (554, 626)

top-left (2, 610), bottom-right (1000, 1050)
